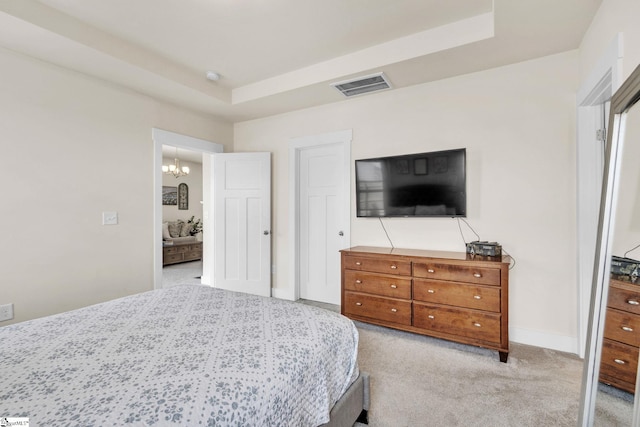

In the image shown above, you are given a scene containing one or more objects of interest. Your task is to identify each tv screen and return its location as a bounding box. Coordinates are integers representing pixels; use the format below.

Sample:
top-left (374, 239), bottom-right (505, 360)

top-left (355, 148), bottom-right (466, 217)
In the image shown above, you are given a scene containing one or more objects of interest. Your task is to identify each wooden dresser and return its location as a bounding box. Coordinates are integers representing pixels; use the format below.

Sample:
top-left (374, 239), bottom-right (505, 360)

top-left (163, 241), bottom-right (203, 266)
top-left (341, 246), bottom-right (510, 362)
top-left (599, 278), bottom-right (640, 393)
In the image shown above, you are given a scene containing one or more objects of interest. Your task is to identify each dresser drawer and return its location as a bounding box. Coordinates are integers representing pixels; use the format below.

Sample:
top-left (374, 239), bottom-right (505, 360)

top-left (343, 291), bottom-right (412, 326)
top-left (183, 250), bottom-right (202, 261)
top-left (164, 253), bottom-right (183, 263)
top-left (343, 255), bottom-right (411, 276)
top-left (604, 308), bottom-right (640, 347)
top-left (344, 270), bottom-right (412, 299)
top-left (600, 338), bottom-right (638, 391)
top-left (413, 262), bottom-right (500, 286)
top-left (608, 280), bottom-right (640, 315)
top-left (164, 246), bottom-right (179, 254)
top-left (413, 279), bottom-right (500, 312)
top-left (413, 302), bottom-right (501, 344)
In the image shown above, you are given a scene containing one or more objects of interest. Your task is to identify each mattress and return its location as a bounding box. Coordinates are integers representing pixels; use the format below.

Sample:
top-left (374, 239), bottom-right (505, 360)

top-left (0, 285), bottom-right (359, 426)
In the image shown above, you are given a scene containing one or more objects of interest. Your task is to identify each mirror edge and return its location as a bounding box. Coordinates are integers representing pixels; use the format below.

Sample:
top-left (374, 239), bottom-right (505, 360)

top-left (578, 64), bottom-right (640, 426)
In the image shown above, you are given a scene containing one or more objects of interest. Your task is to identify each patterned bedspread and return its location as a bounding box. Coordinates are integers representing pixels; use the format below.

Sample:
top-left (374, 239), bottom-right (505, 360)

top-left (0, 285), bottom-right (359, 426)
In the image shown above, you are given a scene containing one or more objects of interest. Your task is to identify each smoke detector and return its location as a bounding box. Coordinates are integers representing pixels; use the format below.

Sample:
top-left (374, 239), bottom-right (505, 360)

top-left (206, 71), bottom-right (221, 81)
top-left (331, 72), bottom-right (392, 97)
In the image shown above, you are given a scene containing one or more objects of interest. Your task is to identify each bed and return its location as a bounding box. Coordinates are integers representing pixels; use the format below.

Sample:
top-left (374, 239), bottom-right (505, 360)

top-left (0, 285), bottom-right (369, 426)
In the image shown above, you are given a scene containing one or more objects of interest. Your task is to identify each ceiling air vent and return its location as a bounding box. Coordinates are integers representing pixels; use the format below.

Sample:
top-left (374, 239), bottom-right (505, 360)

top-left (331, 72), bottom-right (392, 97)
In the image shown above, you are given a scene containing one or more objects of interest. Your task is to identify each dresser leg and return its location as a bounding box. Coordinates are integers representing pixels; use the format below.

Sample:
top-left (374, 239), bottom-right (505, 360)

top-left (499, 351), bottom-right (508, 363)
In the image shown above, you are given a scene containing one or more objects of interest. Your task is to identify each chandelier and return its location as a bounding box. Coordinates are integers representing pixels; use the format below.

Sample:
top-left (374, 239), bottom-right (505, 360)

top-left (162, 148), bottom-right (190, 178)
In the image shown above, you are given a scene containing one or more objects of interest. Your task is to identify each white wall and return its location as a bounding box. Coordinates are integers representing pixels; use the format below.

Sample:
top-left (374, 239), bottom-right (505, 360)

top-left (579, 0), bottom-right (640, 83)
top-left (162, 158), bottom-right (203, 224)
top-left (0, 46), bottom-right (232, 325)
top-left (579, 0), bottom-right (640, 258)
top-left (235, 51), bottom-right (580, 351)
top-left (5, 0), bottom-right (637, 352)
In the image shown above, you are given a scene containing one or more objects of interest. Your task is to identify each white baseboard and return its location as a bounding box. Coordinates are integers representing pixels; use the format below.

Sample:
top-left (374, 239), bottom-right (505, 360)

top-left (510, 326), bottom-right (580, 356)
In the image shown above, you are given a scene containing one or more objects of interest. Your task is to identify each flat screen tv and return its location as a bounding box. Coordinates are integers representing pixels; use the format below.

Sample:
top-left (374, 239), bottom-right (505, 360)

top-left (355, 148), bottom-right (466, 217)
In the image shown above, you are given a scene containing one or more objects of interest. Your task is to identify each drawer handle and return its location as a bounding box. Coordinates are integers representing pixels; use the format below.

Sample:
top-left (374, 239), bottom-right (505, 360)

top-left (614, 359), bottom-right (627, 365)
top-left (355, 280), bottom-right (362, 284)
top-left (391, 308), bottom-right (398, 313)
top-left (428, 289), bottom-right (435, 294)
top-left (474, 295), bottom-right (482, 300)
top-left (390, 265), bottom-right (398, 269)
top-left (427, 269), bottom-right (435, 274)
top-left (428, 315), bottom-right (435, 319)
top-left (621, 326), bottom-right (634, 332)
top-left (355, 262), bottom-right (362, 266)
top-left (355, 302), bottom-right (362, 306)
top-left (473, 322), bottom-right (482, 327)
top-left (473, 273), bottom-right (482, 278)
top-left (390, 284), bottom-right (397, 289)
top-left (627, 300), bottom-right (640, 306)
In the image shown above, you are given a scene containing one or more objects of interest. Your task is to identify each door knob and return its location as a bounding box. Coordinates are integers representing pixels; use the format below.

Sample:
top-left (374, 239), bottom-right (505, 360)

top-left (338, 231), bottom-right (344, 236)
top-left (263, 230), bottom-right (270, 235)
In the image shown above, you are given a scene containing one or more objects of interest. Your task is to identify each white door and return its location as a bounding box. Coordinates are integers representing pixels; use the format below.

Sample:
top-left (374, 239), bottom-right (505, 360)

top-left (213, 152), bottom-right (271, 297)
top-left (299, 142), bottom-right (349, 304)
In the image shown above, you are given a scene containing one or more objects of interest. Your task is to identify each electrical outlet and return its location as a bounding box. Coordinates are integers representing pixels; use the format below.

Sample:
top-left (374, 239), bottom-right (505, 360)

top-left (0, 303), bottom-right (14, 321)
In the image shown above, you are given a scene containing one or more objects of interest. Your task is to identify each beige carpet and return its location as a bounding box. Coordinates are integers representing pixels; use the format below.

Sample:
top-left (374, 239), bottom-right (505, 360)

top-left (353, 321), bottom-right (633, 427)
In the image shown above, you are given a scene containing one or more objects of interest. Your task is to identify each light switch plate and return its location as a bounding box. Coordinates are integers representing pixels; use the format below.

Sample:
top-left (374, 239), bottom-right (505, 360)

top-left (102, 211), bottom-right (118, 225)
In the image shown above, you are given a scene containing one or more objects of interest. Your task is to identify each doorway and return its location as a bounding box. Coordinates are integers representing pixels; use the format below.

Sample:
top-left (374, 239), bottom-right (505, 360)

top-left (152, 128), bottom-right (223, 290)
top-left (160, 145), bottom-right (205, 288)
top-left (288, 130), bottom-right (352, 304)
top-left (576, 34), bottom-right (622, 357)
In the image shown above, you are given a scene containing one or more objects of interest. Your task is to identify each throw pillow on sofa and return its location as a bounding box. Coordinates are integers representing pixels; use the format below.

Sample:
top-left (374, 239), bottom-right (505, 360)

top-left (168, 221), bottom-right (183, 238)
top-left (162, 222), bottom-right (171, 239)
top-left (180, 221), bottom-right (192, 237)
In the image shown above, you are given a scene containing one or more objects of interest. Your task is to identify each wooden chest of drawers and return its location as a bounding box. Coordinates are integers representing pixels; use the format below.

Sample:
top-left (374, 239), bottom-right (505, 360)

top-left (163, 241), bottom-right (203, 266)
top-left (341, 246), bottom-right (510, 362)
top-left (599, 278), bottom-right (640, 393)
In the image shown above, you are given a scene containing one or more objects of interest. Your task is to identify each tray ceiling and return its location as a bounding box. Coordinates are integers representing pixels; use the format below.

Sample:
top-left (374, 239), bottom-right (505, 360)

top-left (0, 0), bottom-right (601, 122)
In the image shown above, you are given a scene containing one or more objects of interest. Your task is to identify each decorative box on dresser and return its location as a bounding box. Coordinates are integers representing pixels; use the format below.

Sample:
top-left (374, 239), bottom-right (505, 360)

top-left (599, 278), bottom-right (640, 393)
top-left (340, 246), bottom-right (511, 362)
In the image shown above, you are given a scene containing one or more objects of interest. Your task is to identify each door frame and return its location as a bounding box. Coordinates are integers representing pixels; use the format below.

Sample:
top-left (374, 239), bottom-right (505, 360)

top-left (152, 128), bottom-right (223, 290)
top-left (575, 34), bottom-right (622, 357)
top-left (286, 129), bottom-right (352, 301)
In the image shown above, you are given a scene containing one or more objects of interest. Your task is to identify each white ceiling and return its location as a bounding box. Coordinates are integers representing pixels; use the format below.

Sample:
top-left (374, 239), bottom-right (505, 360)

top-left (0, 0), bottom-right (601, 122)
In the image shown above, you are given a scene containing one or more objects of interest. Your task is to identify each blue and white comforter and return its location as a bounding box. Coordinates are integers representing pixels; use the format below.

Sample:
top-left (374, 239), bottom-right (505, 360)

top-left (0, 285), bottom-right (359, 426)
